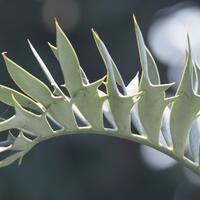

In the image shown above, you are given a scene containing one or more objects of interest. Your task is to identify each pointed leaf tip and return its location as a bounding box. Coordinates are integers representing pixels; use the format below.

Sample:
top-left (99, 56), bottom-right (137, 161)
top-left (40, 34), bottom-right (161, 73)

top-left (2, 53), bottom-right (15, 69)
top-left (1, 51), bottom-right (7, 56)
top-left (2, 52), bottom-right (9, 62)
top-left (186, 34), bottom-right (192, 55)
top-left (54, 18), bottom-right (59, 27)
top-left (92, 29), bottom-right (100, 40)
top-left (27, 39), bottom-right (31, 45)
top-left (48, 42), bottom-right (56, 50)
top-left (55, 19), bottom-right (65, 35)
top-left (133, 15), bottom-right (137, 26)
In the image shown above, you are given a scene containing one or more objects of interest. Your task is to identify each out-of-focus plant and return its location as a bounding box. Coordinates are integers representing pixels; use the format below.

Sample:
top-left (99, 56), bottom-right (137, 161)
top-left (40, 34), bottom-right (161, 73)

top-left (0, 16), bottom-right (199, 176)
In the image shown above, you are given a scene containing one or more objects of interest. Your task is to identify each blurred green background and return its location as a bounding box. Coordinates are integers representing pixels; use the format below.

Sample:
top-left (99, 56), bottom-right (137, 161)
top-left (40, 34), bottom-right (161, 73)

top-left (0, 0), bottom-right (200, 199)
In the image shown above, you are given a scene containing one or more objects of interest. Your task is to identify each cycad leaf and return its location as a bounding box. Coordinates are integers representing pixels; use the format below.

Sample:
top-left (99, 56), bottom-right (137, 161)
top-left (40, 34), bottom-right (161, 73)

top-left (0, 16), bottom-right (200, 175)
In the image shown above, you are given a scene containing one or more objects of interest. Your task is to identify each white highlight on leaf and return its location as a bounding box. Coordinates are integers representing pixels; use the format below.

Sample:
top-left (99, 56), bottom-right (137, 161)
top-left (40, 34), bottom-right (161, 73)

top-left (126, 72), bottom-right (139, 95)
top-left (189, 117), bottom-right (200, 163)
top-left (161, 106), bottom-right (173, 147)
top-left (126, 72), bottom-right (145, 134)
top-left (102, 100), bottom-right (117, 129)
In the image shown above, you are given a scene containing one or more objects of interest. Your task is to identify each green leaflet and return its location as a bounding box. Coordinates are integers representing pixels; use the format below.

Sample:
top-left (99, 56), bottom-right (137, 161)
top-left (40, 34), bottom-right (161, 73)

top-left (170, 40), bottom-right (200, 157)
top-left (134, 16), bottom-right (177, 144)
top-left (92, 30), bottom-right (124, 95)
top-left (56, 20), bottom-right (83, 97)
top-left (46, 97), bottom-right (77, 130)
top-left (0, 151), bottom-right (25, 168)
top-left (0, 95), bottom-right (54, 137)
top-left (14, 96), bottom-right (54, 137)
top-left (28, 40), bottom-right (65, 97)
top-left (93, 30), bottom-right (140, 133)
top-left (48, 42), bottom-right (89, 85)
top-left (0, 85), bottom-right (42, 112)
top-left (71, 82), bottom-right (106, 130)
top-left (0, 132), bottom-right (34, 167)
top-left (3, 53), bottom-right (53, 107)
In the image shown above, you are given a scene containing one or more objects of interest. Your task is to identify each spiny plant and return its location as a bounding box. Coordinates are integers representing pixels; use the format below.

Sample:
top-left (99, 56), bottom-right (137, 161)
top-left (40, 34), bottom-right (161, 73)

top-left (0, 15), bottom-right (199, 175)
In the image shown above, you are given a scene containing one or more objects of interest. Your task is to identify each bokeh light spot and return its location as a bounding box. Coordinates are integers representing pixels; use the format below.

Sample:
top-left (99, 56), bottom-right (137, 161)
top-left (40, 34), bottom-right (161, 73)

top-left (148, 2), bottom-right (200, 84)
top-left (42, 0), bottom-right (80, 33)
top-left (140, 145), bottom-right (176, 170)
